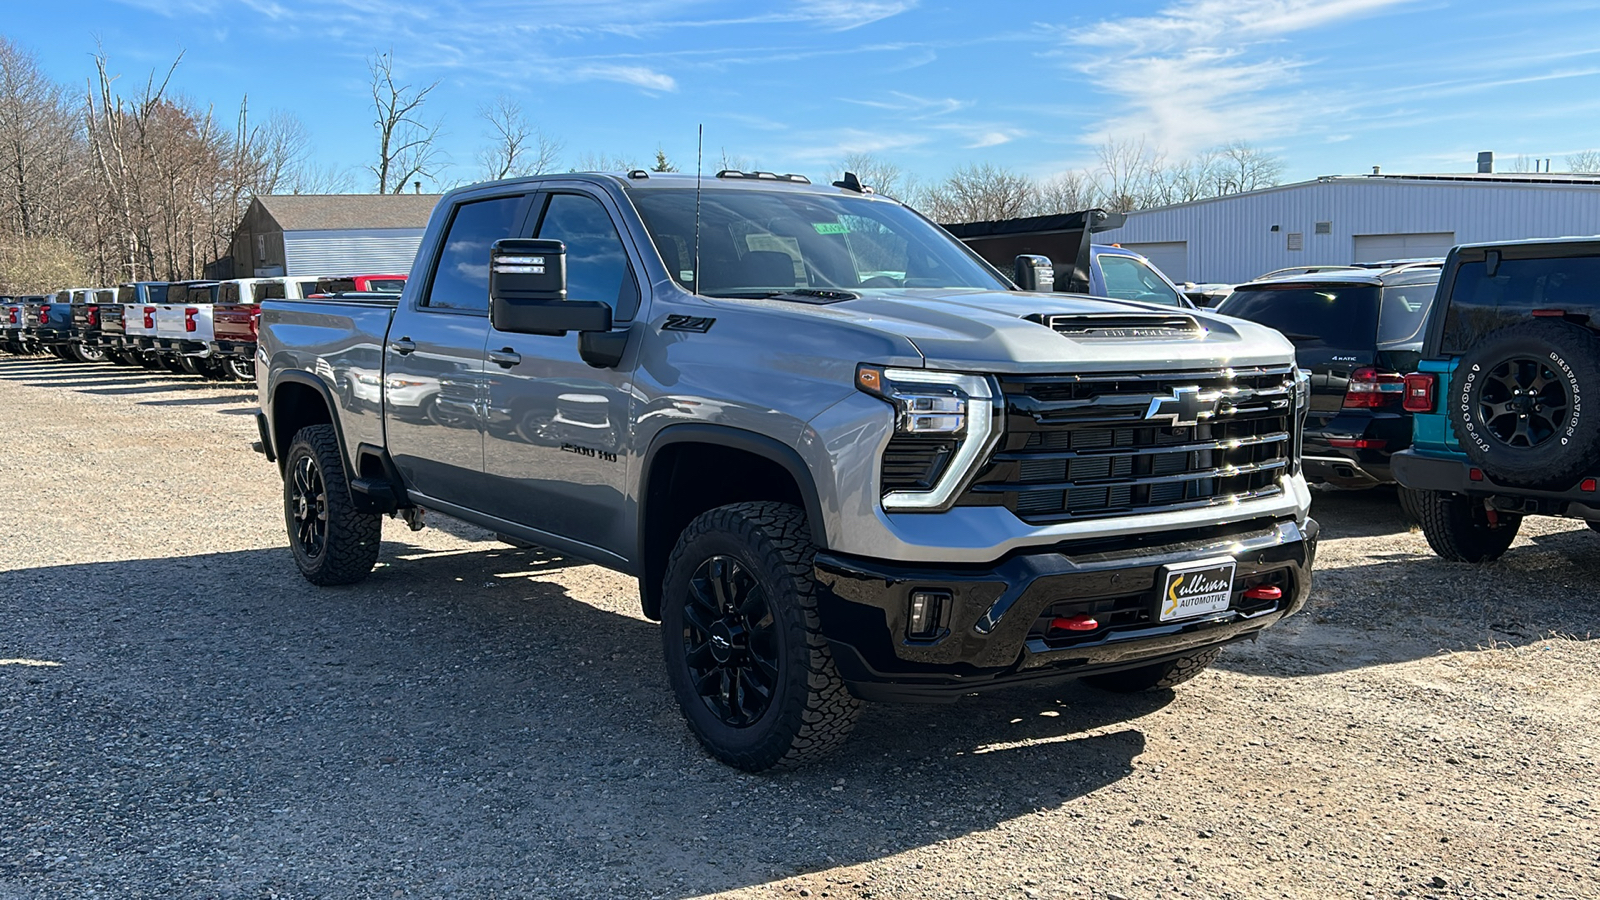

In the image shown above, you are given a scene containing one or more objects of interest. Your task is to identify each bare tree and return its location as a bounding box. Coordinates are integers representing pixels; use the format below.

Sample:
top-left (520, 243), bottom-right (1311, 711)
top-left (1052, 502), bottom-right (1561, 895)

top-left (1030, 170), bottom-right (1099, 216)
top-left (836, 152), bottom-right (915, 202)
top-left (476, 95), bottom-right (561, 181)
top-left (366, 50), bottom-right (441, 194)
top-left (0, 37), bottom-right (82, 242)
top-left (574, 151), bottom-right (639, 172)
top-left (1567, 150), bottom-right (1600, 173)
top-left (1093, 138), bottom-right (1168, 213)
top-left (920, 163), bottom-right (1035, 223)
top-left (1214, 141), bottom-right (1283, 194)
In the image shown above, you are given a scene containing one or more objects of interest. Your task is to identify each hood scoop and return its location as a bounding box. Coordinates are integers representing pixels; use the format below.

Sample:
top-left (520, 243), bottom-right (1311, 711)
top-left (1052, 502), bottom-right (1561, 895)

top-left (1030, 312), bottom-right (1203, 339)
top-left (770, 288), bottom-right (858, 305)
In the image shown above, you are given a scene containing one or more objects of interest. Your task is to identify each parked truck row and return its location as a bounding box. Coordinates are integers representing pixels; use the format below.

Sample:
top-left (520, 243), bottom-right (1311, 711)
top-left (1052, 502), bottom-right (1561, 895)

top-left (1, 274), bottom-right (408, 379)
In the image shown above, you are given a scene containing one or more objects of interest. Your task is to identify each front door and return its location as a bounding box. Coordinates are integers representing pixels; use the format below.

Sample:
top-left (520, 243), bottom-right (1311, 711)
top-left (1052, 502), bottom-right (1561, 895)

top-left (480, 188), bottom-right (643, 557)
top-left (385, 193), bottom-right (532, 507)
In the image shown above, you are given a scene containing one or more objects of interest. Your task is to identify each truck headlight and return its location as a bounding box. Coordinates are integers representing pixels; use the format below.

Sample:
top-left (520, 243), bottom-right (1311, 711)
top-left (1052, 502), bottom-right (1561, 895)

top-left (856, 365), bottom-right (1002, 511)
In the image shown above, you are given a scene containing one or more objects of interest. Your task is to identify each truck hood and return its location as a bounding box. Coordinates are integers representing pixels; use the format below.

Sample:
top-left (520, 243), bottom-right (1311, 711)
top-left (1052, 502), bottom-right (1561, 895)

top-left (723, 288), bottom-right (1296, 374)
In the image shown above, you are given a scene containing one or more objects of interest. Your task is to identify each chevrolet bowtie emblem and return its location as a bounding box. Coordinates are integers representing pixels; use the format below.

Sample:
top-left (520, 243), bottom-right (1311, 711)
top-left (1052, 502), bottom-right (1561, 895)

top-left (1144, 386), bottom-right (1219, 427)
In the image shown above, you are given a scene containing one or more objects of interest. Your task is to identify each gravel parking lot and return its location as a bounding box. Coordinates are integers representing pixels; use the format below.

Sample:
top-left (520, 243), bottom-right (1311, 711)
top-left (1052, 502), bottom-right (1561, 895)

top-left (1, 355), bottom-right (1597, 900)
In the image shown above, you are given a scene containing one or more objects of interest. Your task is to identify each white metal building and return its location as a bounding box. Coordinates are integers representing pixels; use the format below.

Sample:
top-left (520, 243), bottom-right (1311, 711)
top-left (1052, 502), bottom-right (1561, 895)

top-left (224, 193), bottom-right (442, 278)
top-left (1095, 172), bottom-right (1600, 284)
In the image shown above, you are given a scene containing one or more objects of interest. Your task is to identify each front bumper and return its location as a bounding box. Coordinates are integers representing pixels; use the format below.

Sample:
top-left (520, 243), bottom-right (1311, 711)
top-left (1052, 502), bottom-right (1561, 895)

top-left (813, 516), bottom-right (1318, 702)
top-left (1392, 451), bottom-right (1600, 520)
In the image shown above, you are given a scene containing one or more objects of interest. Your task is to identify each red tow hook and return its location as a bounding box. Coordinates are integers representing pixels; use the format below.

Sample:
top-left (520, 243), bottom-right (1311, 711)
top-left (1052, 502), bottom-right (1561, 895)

top-left (1048, 613), bottom-right (1100, 632)
top-left (1243, 586), bottom-right (1282, 601)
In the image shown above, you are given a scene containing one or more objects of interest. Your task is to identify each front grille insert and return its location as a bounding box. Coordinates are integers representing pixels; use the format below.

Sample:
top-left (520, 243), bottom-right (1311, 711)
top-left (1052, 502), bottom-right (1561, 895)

top-left (881, 437), bottom-right (957, 492)
top-left (963, 367), bottom-right (1295, 523)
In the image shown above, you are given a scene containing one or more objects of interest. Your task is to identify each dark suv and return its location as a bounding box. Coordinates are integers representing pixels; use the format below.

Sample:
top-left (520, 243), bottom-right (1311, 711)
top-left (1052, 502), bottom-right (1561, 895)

top-left (1217, 267), bottom-right (1440, 493)
top-left (1393, 238), bottom-right (1600, 562)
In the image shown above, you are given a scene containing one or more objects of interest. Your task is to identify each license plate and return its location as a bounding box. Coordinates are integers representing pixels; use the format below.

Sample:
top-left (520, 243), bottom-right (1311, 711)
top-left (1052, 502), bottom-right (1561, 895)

top-left (1158, 558), bottom-right (1237, 622)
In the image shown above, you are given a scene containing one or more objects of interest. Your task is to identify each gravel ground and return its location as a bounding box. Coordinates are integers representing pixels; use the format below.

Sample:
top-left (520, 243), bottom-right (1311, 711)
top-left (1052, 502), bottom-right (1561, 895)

top-left (1, 354), bottom-right (1596, 900)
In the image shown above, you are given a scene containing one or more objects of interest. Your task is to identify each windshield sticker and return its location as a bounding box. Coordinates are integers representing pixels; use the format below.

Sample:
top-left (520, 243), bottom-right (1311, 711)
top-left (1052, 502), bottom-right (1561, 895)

top-left (812, 222), bottom-right (848, 234)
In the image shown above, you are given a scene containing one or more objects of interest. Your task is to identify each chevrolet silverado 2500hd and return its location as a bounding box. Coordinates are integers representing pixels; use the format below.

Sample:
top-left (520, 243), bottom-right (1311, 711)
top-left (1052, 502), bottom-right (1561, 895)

top-left (257, 171), bottom-right (1318, 771)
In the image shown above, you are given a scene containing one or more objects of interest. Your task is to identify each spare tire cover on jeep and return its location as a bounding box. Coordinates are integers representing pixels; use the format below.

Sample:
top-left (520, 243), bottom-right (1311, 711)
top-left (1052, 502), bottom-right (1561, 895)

top-left (1448, 319), bottom-right (1600, 488)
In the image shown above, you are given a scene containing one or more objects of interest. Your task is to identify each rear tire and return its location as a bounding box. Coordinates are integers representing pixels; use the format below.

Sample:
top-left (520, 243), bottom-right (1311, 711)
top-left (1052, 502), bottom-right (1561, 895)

top-left (69, 343), bottom-right (106, 364)
top-left (224, 357), bottom-right (254, 381)
top-left (660, 501), bottom-right (861, 771)
top-left (1416, 490), bottom-right (1521, 563)
top-left (1397, 486), bottom-right (1425, 524)
top-left (283, 424), bottom-right (382, 586)
top-left (1082, 647), bottom-right (1221, 693)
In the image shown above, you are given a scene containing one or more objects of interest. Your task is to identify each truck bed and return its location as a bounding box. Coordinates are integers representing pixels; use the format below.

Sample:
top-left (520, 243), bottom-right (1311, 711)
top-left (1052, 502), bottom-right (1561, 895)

top-left (258, 296), bottom-right (400, 459)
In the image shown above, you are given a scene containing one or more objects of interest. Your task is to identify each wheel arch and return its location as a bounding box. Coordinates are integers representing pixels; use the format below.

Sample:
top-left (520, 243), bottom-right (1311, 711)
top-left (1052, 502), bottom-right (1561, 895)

top-left (268, 370), bottom-right (349, 478)
top-left (636, 424), bottom-right (828, 620)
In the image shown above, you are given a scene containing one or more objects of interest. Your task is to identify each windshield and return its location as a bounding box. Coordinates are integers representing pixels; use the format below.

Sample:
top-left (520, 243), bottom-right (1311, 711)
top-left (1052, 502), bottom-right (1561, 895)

top-left (1218, 283), bottom-right (1380, 348)
top-left (1097, 253), bottom-right (1184, 307)
top-left (628, 188), bottom-right (1007, 296)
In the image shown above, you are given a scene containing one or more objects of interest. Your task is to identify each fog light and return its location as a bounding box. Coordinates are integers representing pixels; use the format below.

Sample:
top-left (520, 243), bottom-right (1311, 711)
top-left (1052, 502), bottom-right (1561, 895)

top-left (907, 590), bottom-right (948, 639)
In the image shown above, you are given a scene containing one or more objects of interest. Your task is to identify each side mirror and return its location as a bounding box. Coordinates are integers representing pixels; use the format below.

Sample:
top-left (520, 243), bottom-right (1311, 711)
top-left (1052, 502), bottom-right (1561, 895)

top-left (1013, 255), bottom-right (1054, 292)
top-left (489, 238), bottom-right (611, 336)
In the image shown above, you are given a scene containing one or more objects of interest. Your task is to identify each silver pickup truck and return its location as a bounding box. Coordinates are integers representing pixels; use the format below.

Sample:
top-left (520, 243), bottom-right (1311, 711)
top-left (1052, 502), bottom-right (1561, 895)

top-left (257, 171), bottom-right (1319, 770)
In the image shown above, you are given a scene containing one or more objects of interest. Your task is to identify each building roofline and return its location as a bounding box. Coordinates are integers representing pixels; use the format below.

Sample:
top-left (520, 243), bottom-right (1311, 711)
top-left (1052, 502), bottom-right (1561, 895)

top-left (1125, 172), bottom-right (1600, 217)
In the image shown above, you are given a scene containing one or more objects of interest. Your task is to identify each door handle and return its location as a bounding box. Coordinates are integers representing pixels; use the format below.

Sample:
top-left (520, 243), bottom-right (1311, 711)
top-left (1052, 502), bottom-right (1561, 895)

top-left (489, 348), bottom-right (521, 369)
top-left (390, 338), bottom-right (416, 355)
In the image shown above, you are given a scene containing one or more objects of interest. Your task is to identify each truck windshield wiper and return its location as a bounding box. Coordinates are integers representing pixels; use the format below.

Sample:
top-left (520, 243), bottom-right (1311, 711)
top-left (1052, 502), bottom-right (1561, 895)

top-left (706, 288), bottom-right (860, 304)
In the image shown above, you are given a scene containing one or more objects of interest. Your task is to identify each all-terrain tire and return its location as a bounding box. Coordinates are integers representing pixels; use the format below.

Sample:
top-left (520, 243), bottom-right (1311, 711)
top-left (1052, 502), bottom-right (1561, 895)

top-left (1082, 647), bottom-right (1222, 693)
top-left (1416, 490), bottom-right (1521, 563)
top-left (1397, 486), bottom-right (1426, 524)
top-left (225, 356), bottom-right (254, 381)
top-left (1448, 320), bottom-right (1600, 488)
top-left (660, 501), bottom-right (861, 771)
top-left (283, 424), bottom-right (381, 586)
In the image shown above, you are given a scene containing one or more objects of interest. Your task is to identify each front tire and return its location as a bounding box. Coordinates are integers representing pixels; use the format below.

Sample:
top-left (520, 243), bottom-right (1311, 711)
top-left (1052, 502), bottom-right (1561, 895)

top-left (660, 502), bottom-right (861, 771)
top-left (1082, 647), bottom-right (1221, 693)
top-left (1416, 490), bottom-right (1521, 563)
top-left (283, 424), bottom-right (381, 585)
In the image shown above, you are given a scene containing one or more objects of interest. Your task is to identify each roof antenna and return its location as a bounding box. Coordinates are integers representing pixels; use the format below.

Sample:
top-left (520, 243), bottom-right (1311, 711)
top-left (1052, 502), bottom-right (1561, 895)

top-left (693, 124), bottom-right (703, 296)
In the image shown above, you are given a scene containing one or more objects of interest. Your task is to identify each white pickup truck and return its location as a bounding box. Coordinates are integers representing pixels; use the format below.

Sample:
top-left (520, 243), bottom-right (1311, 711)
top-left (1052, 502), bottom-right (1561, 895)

top-left (152, 281), bottom-right (225, 378)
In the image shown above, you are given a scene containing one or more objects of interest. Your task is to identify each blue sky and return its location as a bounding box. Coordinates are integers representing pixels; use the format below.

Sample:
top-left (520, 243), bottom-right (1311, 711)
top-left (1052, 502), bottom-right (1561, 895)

top-left (10, 0), bottom-right (1600, 191)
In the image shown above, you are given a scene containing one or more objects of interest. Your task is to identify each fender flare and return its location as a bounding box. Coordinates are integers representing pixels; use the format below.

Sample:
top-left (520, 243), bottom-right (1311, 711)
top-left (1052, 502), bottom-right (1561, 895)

top-left (267, 369), bottom-right (353, 477)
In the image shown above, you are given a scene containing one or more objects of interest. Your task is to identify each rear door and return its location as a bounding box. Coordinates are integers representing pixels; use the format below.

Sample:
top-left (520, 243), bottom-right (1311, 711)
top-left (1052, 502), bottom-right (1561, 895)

top-left (384, 191), bottom-right (534, 507)
top-left (1218, 282), bottom-right (1382, 423)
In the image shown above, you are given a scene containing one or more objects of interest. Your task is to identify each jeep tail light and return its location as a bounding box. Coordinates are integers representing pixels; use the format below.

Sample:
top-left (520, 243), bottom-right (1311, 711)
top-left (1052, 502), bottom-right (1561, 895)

top-left (39, 305), bottom-right (51, 325)
top-left (143, 307), bottom-right (155, 329)
top-left (185, 307), bottom-right (199, 332)
top-left (1343, 367), bottom-right (1404, 409)
top-left (86, 306), bottom-right (99, 326)
top-left (1402, 373), bottom-right (1435, 413)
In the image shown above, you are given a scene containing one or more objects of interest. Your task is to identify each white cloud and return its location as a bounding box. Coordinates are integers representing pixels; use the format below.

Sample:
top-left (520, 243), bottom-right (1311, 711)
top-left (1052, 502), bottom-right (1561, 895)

top-left (790, 0), bottom-right (919, 30)
top-left (966, 130), bottom-right (1021, 149)
top-left (568, 64), bottom-right (678, 92)
top-left (1062, 0), bottom-right (1413, 152)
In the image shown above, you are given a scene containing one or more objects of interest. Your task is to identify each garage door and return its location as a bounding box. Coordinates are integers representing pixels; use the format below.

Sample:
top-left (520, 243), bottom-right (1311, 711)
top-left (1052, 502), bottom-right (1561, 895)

top-left (1352, 232), bottom-right (1455, 264)
top-left (1122, 241), bottom-right (1188, 283)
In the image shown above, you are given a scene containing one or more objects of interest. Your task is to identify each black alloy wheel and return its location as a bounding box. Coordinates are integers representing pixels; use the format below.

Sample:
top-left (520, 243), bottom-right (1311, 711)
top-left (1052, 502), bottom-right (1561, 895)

top-left (288, 452), bottom-right (329, 562)
top-left (660, 502), bottom-right (860, 771)
top-left (1476, 357), bottom-right (1569, 449)
top-left (681, 555), bottom-right (781, 727)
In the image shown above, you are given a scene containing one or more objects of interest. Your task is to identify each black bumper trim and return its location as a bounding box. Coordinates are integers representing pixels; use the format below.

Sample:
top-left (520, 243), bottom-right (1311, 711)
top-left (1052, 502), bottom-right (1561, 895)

top-left (1392, 451), bottom-right (1600, 519)
top-left (813, 517), bottom-right (1317, 703)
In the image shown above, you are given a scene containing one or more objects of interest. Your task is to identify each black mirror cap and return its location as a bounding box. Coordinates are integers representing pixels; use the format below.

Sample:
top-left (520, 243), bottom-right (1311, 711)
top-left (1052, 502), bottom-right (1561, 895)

top-left (492, 297), bottom-right (612, 337)
top-left (490, 238), bottom-right (567, 303)
top-left (1013, 254), bottom-right (1055, 292)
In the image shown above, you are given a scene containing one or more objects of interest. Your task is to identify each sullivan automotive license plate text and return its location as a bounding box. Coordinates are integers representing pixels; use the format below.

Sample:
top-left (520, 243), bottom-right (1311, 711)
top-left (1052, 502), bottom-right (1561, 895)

top-left (1158, 558), bottom-right (1236, 622)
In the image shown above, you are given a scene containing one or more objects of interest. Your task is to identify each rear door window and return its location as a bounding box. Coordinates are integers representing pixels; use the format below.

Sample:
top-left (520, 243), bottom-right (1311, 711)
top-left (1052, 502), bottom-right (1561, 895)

top-left (1098, 254), bottom-right (1184, 307)
top-left (424, 194), bottom-right (529, 313)
top-left (1219, 284), bottom-right (1380, 348)
top-left (1442, 254), bottom-right (1600, 353)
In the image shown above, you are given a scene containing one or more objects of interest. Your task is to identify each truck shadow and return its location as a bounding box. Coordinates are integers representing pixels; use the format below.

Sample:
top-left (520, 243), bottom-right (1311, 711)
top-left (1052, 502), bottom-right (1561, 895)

top-left (1, 542), bottom-right (1157, 898)
top-left (1306, 485), bottom-right (1413, 537)
top-left (0, 356), bottom-right (250, 397)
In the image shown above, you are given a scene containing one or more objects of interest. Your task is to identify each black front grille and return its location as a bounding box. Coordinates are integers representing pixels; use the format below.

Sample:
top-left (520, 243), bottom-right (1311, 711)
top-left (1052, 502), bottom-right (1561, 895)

top-left (962, 367), bottom-right (1295, 523)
